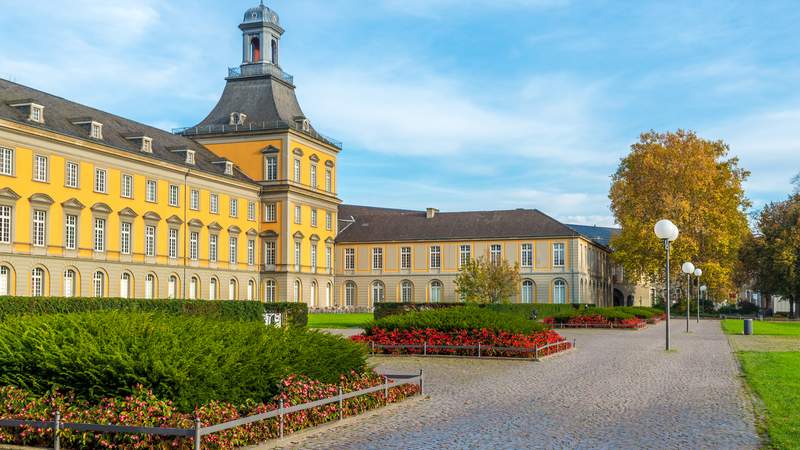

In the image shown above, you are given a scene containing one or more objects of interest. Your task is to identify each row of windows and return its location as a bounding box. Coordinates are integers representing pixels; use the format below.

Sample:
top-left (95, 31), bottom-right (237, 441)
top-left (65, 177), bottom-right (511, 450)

top-left (293, 204), bottom-right (334, 230)
top-left (292, 240), bottom-right (333, 272)
top-left (343, 243), bottom-right (567, 271)
top-left (1, 148), bottom-right (257, 220)
top-left (264, 155), bottom-right (334, 193)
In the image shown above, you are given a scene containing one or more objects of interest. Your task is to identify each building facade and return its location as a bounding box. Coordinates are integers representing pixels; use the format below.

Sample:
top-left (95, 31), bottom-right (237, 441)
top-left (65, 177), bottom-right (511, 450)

top-left (0, 3), bottom-right (631, 307)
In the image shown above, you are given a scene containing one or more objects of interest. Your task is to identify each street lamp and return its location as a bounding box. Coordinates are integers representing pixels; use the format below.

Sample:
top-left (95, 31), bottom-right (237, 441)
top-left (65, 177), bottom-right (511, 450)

top-left (681, 262), bottom-right (695, 333)
top-left (694, 268), bottom-right (702, 323)
top-left (654, 219), bottom-right (679, 351)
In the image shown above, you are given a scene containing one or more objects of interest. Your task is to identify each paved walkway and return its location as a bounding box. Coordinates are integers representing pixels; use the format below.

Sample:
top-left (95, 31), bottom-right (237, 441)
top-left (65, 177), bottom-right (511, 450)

top-left (274, 321), bottom-right (759, 449)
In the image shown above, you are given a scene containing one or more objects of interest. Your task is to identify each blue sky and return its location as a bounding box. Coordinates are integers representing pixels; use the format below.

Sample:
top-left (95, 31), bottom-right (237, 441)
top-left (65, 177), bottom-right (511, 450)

top-left (2, 0), bottom-right (799, 226)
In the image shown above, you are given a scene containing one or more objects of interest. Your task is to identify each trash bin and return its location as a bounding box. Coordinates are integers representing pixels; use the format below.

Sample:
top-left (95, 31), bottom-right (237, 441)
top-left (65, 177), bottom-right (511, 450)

top-left (743, 319), bottom-right (753, 336)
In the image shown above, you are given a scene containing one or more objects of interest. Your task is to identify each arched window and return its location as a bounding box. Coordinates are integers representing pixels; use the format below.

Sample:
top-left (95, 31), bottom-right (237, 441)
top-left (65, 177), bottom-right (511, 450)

top-left (345, 281), bottom-right (356, 306)
top-left (145, 274), bottom-right (156, 299)
top-left (168, 275), bottom-right (178, 299)
top-left (247, 280), bottom-right (255, 301)
top-left (553, 279), bottom-right (567, 304)
top-left (430, 280), bottom-right (442, 303)
top-left (371, 281), bottom-right (384, 304)
top-left (229, 279), bottom-right (237, 300)
top-left (93, 271), bottom-right (105, 298)
top-left (0, 265), bottom-right (10, 296)
top-left (209, 278), bottom-right (218, 300)
top-left (63, 269), bottom-right (76, 298)
top-left (310, 281), bottom-right (318, 307)
top-left (521, 280), bottom-right (534, 304)
top-left (120, 273), bottom-right (131, 299)
top-left (251, 36), bottom-right (261, 62)
top-left (31, 267), bottom-right (45, 297)
top-left (293, 280), bottom-right (301, 303)
top-left (265, 279), bottom-right (276, 302)
top-left (325, 282), bottom-right (332, 307)
top-left (270, 39), bottom-right (278, 64)
top-left (401, 280), bottom-right (413, 303)
top-left (189, 276), bottom-right (199, 299)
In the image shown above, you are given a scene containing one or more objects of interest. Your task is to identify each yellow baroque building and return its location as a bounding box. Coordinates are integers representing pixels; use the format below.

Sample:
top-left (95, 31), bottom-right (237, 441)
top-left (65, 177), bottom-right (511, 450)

top-left (0, 3), bottom-right (649, 308)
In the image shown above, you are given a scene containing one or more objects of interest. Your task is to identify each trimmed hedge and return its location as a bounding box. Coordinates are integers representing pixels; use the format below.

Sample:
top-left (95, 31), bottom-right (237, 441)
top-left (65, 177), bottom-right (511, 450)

top-left (0, 297), bottom-right (308, 327)
top-left (365, 306), bottom-right (547, 335)
top-left (373, 302), bottom-right (590, 320)
top-left (0, 311), bottom-right (364, 412)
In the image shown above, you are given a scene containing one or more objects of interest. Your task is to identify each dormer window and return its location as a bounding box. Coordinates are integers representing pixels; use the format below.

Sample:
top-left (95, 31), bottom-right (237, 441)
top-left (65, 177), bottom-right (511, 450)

top-left (30, 104), bottom-right (44, 123)
top-left (294, 117), bottom-right (310, 132)
top-left (229, 112), bottom-right (247, 126)
top-left (141, 137), bottom-right (153, 153)
top-left (8, 101), bottom-right (45, 124)
top-left (90, 122), bottom-right (103, 139)
top-left (123, 135), bottom-right (154, 153)
top-left (185, 150), bottom-right (196, 165)
top-left (224, 161), bottom-right (235, 176)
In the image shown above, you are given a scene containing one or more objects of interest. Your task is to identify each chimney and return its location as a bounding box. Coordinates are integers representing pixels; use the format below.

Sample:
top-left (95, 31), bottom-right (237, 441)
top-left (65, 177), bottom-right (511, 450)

top-left (426, 208), bottom-right (439, 219)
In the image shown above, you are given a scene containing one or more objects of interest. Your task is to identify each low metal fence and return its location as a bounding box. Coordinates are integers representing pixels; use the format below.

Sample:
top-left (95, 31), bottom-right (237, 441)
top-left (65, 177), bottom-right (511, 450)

top-left (0, 372), bottom-right (423, 450)
top-left (368, 339), bottom-right (574, 360)
top-left (550, 321), bottom-right (647, 330)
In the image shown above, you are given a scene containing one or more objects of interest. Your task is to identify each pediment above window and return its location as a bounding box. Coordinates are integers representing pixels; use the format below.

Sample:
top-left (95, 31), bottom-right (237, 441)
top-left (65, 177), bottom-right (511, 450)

top-left (29, 193), bottom-right (55, 206)
top-left (0, 188), bottom-right (21, 202)
top-left (90, 202), bottom-right (112, 214)
top-left (293, 231), bottom-right (304, 239)
top-left (325, 237), bottom-right (335, 244)
top-left (143, 211), bottom-right (161, 222)
top-left (117, 207), bottom-right (138, 218)
top-left (188, 219), bottom-right (204, 228)
top-left (208, 221), bottom-right (222, 231)
top-left (61, 198), bottom-right (86, 210)
top-left (292, 148), bottom-right (303, 156)
top-left (325, 160), bottom-right (334, 168)
top-left (261, 145), bottom-right (279, 154)
top-left (259, 230), bottom-right (278, 238)
top-left (228, 225), bottom-right (241, 234)
top-left (309, 154), bottom-right (320, 163)
top-left (246, 228), bottom-right (258, 237)
top-left (309, 233), bottom-right (320, 242)
top-left (166, 214), bottom-right (183, 225)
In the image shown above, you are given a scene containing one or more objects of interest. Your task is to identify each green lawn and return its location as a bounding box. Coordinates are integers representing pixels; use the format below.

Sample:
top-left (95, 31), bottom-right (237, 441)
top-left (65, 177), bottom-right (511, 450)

top-left (722, 320), bottom-right (800, 336)
top-left (307, 313), bottom-right (373, 329)
top-left (738, 352), bottom-right (800, 448)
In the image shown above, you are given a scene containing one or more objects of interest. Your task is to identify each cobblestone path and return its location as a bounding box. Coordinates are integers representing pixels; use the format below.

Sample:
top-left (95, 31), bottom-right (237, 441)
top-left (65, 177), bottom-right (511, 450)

top-left (274, 320), bottom-right (759, 449)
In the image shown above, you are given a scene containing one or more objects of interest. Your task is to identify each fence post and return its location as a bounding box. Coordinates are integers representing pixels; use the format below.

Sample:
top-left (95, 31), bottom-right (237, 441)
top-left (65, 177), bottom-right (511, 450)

top-left (419, 369), bottom-right (424, 396)
top-left (338, 386), bottom-right (344, 421)
top-left (478, 343), bottom-right (481, 358)
top-left (573, 338), bottom-right (576, 349)
top-left (193, 417), bottom-right (201, 450)
top-left (53, 410), bottom-right (61, 450)
top-left (423, 341), bottom-right (427, 356)
top-left (279, 399), bottom-right (284, 439)
top-left (383, 375), bottom-right (389, 403)
top-left (534, 345), bottom-right (539, 361)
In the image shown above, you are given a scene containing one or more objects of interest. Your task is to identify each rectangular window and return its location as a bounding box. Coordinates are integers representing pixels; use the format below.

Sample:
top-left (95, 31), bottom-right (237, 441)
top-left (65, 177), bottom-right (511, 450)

top-left (459, 244), bottom-right (471, 268)
top-left (430, 245), bottom-right (441, 269)
top-left (326, 246), bottom-right (332, 273)
top-left (265, 203), bottom-right (277, 222)
top-left (145, 225), bottom-right (156, 257)
top-left (145, 179), bottom-right (157, 202)
top-left (209, 234), bottom-right (218, 262)
top-left (189, 232), bottom-right (199, 260)
top-left (168, 228), bottom-right (178, 259)
top-left (94, 168), bottom-right (107, 193)
top-left (344, 248), bottom-right (355, 270)
top-left (247, 239), bottom-right (255, 265)
top-left (247, 202), bottom-right (256, 221)
top-left (121, 174), bottom-right (133, 198)
top-left (64, 214), bottom-right (77, 250)
top-left (32, 210), bottom-right (46, 247)
top-left (265, 155), bottom-right (278, 181)
top-left (264, 241), bottom-right (276, 265)
top-left (90, 122), bottom-right (103, 139)
top-left (311, 208), bottom-right (317, 227)
top-left (521, 243), bottom-right (533, 267)
top-left (230, 198), bottom-right (238, 217)
top-left (120, 222), bottom-right (131, 255)
top-left (325, 168), bottom-right (332, 192)
top-left (94, 218), bottom-right (105, 252)
top-left (310, 165), bottom-right (317, 188)
top-left (401, 246), bottom-right (412, 270)
top-left (210, 193), bottom-right (219, 214)
top-left (293, 159), bottom-right (301, 183)
top-left (229, 236), bottom-right (238, 264)
top-left (326, 211), bottom-right (332, 230)
top-left (33, 155), bottom-right (48, 182)
top-left (294, 241), bottom-right (301, 270)
top-left (168, 184), bottom-right (179, 207)
top-left (553, 243), bottom-right (565, 267)
top-left (0, 147), bottom-right (13, 175)
top-left (65, 162), bottom-right (79, 188)
top-left (30, 105), bottom-right (42, 123)
top-left (294, 205), bottom-right (301, 224)
top-left (190, 189), bottom-right (200, 210)
top-left (490, 244), bottom-right (502, 264)
top-left (311, 244), bottom-right (317, 271)
top-left (372, 247), bottom-right (383, 270)
top-left (0, 206), bottom-right (10, 244)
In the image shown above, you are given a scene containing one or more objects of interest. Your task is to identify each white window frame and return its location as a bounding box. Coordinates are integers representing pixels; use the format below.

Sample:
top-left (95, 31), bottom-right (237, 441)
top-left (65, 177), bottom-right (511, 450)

top-left (400, 247), bottom-right (412, 270)
top-left (293, 159), bottom-right (301, 183)
top-left (265, 155), bottom-right (278, 181)
top-left (145, 225), bottom-right (156, 257)
top-left (326, 211), bottom-right (332, 230)
top-left (265, 203), bottom-right (277, 222)
top-left (430, 245), bottom-right (441, 270)
top-left (92, 271), bottom-right (104, 297)
top-left (94, 168), bottom-right (107, 193)
top-left (32, 209), bottom-right (46, 247)
top-left (190, 189), bottom-right (200, 210)
top-left (189, 231), bottom-right (199, 260)
top-left (310, 164), bottom-right (317, 188)
top-left (120, 222), bottom-right (131, 255)
top-left (522, 280), bottom-right (534, 304)
top-left (325, 168), bottom-right (332, 192)
top-left (490, 244), bottom-right (502, 264)
top-left (372, 247), bottom-right (383, 270)
top-left (168, 184), bottom-right (179, 207)
top-left (311, 208), bottom-right (317, 227)
top-left (229, 236), bottom-right (238, 264)
top-left (553, 279), bottom-right (567, 304)
top-left (210, 193), bottom-right (219, 214)
top-left (401, 280), bottom-right (413, 303)
top-left (121, 174), bottom-right (133, 198)
top-left (145, 179), bottom-right (157, 202)
top-left (521, 243), bottom-right (533, 268)
top-left (209, 234), bottom-right (218, 262)
top-left (0, 147), bottom-right (14, 176)
top-left (430, 280), bottom-right (442, 303)
top-left (93, 218), bottom-right (106, 252)
top-left (294, 205), bottom-right (301, 224)
top-left (265, 280), bottom-right (276, 302)
top-left (64, 214), bottom-right (77, 250)
top-left (344, 248), bottom-right (355, 271)
top-left (372, 281), bottom-right (384, 303)
top-left (65, 161), bottom-right (79, 188)
top-left (31, 268), bottom-right (44, 296)
top-left (326, 246), bottom-right (332, 273)
top-left (230, 198), bottom-right (238, 218)
top-left (33, 154), bottom-right (48, 182)
top-left (294, 241), bottom-right (302, 271)
top-left (265, 241), bottom-right (276, 266)
top-left (0, 206), bottom-right (10, 244)
top-left (553, 243), bottom-right (565, 267)
top-left (63, 270), bottom-right (75, 298)
top-left (168, 228), bottom-right (178, 259)
top-left (247, 202), bottom-right (256, 221)
top-left (459, 244), bottom-right (472, 268)
top-left (247, 239), bottom-right (255, 265)
top-left (345, 282), bottom-right (355, 306)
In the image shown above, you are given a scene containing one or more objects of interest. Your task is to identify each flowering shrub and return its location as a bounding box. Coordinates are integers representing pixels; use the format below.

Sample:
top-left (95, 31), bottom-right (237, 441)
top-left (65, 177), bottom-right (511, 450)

top-left (0, 371), bottom-right (419, 449)
top-left (352, 327), bottom-right (570, 358)
top-left (543, 313), bottom-right (646, 329)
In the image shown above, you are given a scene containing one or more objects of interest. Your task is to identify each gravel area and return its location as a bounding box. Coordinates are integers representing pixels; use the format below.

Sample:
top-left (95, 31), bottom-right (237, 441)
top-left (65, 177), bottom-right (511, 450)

top-left (270, 320), bottom-right (759, 449)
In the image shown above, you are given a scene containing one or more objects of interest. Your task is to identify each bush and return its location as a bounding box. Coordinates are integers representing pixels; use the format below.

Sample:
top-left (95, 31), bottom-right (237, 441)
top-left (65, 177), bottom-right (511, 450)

top-left (365, 306), bottom-right (546, 335)
top-left (0, 311), bottom-right (363, 412)
top-left (373, 302), bottom-right (590, 320)
top-left (0, 297), bottom-right (308, 327)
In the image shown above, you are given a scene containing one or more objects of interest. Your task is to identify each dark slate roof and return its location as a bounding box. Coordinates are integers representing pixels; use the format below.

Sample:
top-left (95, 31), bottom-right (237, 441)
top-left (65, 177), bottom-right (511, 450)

top-left (336, 205), bottom-right (581, 243)
top-left (0, 79), bottom-right (253, 183)
top-left (567, 224), bottom-right (620, 248)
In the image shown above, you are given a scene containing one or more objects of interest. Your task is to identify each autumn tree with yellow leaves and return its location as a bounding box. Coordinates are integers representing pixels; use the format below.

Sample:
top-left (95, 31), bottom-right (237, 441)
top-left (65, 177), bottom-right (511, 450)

top-left (609, 130), bottom-right (750, 301)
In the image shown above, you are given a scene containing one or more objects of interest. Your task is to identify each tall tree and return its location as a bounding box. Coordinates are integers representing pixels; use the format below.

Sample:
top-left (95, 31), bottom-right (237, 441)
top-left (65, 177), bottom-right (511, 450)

top-left (609, 130), bottom-right (750, 300)
top-left (455, 257), bottom-right (520, 304)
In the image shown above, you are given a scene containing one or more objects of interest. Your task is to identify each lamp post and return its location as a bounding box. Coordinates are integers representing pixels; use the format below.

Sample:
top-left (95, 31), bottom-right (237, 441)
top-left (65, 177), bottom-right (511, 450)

top-left (694, 268), bottom-right (702, 323)
top-left (681, 262), bottom-right (695, 333)
top-left (654, 220), bottom-right (679, 351)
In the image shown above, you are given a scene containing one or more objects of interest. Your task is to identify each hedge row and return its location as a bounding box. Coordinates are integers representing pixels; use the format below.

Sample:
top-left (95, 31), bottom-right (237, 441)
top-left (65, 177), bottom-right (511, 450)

top-left (0, 311), bottom-right (363, 412)
top-left (0, 297), bottom-right (308, 327)
top-left (365, 306), bottom-right (547, 335)
top-left (373, 302), bottom-right (589, 320)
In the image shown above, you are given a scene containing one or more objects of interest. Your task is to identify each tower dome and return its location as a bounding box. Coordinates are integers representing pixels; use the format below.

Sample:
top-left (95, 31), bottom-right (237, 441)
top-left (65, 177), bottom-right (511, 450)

top-left (243, 2), bottom-right (279, 26)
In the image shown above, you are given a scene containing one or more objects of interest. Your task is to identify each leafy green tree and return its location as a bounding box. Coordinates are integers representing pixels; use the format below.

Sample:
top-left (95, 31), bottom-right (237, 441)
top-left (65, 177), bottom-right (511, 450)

top-left (454, 257), bottom-right (520, 304)
top-left (609, 130), bottom-right (751, 300)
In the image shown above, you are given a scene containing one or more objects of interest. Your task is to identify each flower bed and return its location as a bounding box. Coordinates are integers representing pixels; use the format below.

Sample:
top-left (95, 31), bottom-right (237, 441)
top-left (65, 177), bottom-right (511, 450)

top-left (352, 327), bottom-right (571, 358)
top-left (542, 314), bottom-right (647, 329)
top-left (0, 371), bottom-right (419, 449)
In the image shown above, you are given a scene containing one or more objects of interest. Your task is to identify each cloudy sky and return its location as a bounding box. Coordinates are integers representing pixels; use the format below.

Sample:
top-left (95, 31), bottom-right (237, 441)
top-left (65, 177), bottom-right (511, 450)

top-left (1, 0), bottom-right (799, 226)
